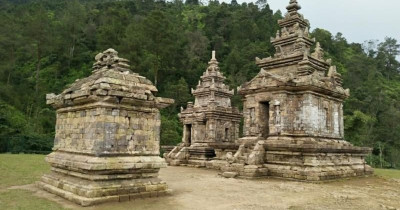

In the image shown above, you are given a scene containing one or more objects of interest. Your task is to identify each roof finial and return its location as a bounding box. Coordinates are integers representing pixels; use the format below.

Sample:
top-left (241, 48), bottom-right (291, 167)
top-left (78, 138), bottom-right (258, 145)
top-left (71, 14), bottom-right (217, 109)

top-left (286, 0), bottom-right (301, 14)
top-left (208, 50), bottom-right (219, 66)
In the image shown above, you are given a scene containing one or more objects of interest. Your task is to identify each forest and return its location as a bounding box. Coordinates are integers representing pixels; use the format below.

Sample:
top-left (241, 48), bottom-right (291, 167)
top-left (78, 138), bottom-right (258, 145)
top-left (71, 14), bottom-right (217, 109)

top-left (0, 0), bottom-right (399, 169)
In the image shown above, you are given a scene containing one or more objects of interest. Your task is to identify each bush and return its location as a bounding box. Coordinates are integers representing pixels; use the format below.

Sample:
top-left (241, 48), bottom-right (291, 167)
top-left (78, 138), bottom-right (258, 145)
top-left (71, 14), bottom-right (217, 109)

top-left (8, 134), bottom-right (53, 154)
top-left (160, 113), bottom-right (182, 146)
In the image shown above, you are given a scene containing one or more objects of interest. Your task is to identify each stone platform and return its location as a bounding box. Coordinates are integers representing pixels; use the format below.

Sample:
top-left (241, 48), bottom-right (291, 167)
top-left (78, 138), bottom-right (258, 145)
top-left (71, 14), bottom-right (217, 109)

top-left (263, 137), bottom-right (373, 181)
top-left (37, 152), bottom-right (169, 206)
top-left (204, 137), bottom-right (373, 181)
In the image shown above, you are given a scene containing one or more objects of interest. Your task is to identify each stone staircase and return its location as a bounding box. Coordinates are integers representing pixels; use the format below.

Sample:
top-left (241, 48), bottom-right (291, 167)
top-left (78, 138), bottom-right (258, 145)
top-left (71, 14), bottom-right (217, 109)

top-left (220, 141), bottom-right (268, 178)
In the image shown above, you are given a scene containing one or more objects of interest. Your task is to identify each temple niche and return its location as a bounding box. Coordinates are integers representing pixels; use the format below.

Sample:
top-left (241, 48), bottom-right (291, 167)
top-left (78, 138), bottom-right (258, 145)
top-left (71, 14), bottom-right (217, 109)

top-left (165, 51), bottom-right (242, 167)
top-left (38, 49), bottom-right (174, 206)
top-left (208, 0), bottom-right (373, 181)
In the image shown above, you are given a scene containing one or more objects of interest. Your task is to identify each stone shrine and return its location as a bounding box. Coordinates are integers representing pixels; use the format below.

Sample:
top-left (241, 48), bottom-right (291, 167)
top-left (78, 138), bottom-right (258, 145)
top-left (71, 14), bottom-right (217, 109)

top-left (165, 51), bottom-right (242, 167)
top-left (38, 49), bottom-right (174, 206)
top-left (212, 0), bottom-right (373, 181)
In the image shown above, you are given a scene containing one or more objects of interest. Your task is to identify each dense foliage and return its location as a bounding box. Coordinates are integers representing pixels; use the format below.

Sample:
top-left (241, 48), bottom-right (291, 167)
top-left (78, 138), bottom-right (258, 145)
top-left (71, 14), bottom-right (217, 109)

top-left (0, 0), bottom-right (399, 168)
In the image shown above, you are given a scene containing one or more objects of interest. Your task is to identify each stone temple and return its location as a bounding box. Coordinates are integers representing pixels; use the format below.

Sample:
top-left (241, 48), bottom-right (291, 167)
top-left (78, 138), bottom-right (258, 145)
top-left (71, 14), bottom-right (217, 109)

top-left (165, 51), bottom-right (242, 167)
top-left (167, 0), bottom-right (373, 181)
top-left (38, 49), bottom-right (174, 206)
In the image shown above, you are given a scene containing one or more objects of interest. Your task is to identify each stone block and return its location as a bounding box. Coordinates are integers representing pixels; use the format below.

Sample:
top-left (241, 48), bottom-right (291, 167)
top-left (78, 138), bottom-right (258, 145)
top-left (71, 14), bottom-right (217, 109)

top-left (222, 172), bottom-right (238, 178)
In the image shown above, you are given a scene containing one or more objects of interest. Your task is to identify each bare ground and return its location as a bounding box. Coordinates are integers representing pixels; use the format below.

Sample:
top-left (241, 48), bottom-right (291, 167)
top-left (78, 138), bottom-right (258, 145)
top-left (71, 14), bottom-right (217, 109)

top-left (14, 166), bottom-right (400, 210)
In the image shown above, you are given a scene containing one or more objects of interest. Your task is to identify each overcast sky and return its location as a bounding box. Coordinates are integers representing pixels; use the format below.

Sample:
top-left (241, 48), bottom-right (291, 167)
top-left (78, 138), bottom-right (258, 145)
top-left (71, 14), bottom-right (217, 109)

top-left (219, 0), bottom-right (400, 44)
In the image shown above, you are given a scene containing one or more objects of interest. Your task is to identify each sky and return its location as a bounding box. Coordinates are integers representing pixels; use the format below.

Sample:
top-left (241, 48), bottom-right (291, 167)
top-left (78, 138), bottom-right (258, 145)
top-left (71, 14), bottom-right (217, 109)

top-left (219, 0), bottom-right (400, 44)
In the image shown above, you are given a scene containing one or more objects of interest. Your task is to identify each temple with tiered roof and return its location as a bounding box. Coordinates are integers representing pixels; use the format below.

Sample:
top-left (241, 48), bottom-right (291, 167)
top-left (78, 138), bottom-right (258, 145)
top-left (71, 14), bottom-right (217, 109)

top-left (165, 51), bottom-right (241, 167)
top-left (207, 0), bottom-right (373, 180)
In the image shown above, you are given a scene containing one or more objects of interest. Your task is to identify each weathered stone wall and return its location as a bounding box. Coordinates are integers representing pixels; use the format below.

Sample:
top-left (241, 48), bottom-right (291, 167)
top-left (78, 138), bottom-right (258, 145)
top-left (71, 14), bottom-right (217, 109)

top-left (194, 95), bottom-right (231, 107)
top-left (192, 122), bottom-right (206, 143)
top-left (297, 93), bottom-right (344, 138)
top-left (242, 92), bottom-right (344, 139)
top-left (54, 106), bottom-right (161, 156)
top-left (265, 151), bottom-right (370, 181)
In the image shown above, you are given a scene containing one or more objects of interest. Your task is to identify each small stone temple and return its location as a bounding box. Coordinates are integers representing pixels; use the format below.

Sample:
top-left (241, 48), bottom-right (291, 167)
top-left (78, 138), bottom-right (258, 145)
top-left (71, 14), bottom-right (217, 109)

top-left (168, 0), bottom-right (373, 181)
top-left (165, 51), bottom-right (242, 167)
top-left (38, 49), bottom-right (174, 206)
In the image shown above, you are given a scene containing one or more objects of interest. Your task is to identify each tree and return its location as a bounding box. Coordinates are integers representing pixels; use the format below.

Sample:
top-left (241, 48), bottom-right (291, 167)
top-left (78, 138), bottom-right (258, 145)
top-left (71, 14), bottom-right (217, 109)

top-left (0, 12), bottom-right (21, 86)
top-left (60, 0), bottom-right (86, 69)
top-left (163, 78), bottom-right (192, 112)
top-left (25, 4), bottom-right (52, 96)
top-left (376, 37), bottom-right (400, 79)
top-left (142, 10), bottom-right (177, 87)
top-left (23, 3), bottom-right (54, 123)
top-left (185, 0), bottom-right (199, 5)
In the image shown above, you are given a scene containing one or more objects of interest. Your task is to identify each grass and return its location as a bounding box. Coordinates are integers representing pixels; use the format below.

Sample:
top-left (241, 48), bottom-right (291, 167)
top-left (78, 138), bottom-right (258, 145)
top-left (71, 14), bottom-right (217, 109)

top-left (0, 189), bottom-right (64, 210)
top-left (0, 154), bottom-right (64, 210)
top-left (0, 154), bottom-right (50, 189)
top-left (374, 168), bottom-right (400, 179)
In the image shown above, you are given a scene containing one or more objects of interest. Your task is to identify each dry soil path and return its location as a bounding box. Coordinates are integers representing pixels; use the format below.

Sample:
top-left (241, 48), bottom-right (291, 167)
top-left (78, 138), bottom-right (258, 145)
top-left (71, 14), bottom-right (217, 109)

top-left (22, 166), bottom-right (400, 210)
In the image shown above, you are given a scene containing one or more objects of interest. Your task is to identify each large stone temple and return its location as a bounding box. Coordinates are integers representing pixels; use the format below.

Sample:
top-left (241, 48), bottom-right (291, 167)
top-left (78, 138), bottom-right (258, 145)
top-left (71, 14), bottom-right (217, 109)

top-left (165, 51), bottom-right (242, 167)
top-left (169, 0), bottom-right (373, 181)
top-left (38, 49), bottom-right (174, 206)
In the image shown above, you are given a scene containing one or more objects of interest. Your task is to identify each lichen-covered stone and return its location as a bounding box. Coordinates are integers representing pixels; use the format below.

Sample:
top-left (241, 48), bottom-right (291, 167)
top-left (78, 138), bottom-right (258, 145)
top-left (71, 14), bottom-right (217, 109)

top-left (38, 49), bottom-right (174, 206)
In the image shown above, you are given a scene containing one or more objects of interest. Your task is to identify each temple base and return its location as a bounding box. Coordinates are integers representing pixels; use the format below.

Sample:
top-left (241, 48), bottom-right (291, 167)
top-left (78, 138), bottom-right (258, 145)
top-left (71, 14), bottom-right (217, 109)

top-left (175, 137), bottom-right (374, 181)
top-left (262, 136), bottom-right (374, 181)
top-left (165, 145), bottom-right (216, 168)
top-left (38, 151), bottom-right (168, 206)
top-left (37, 173), bottom-right (168, 206)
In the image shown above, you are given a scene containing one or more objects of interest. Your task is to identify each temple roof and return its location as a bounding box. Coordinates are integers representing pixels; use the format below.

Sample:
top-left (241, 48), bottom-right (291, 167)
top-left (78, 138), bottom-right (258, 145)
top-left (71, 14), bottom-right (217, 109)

top-left (46, 49), bottom-right (174, 109)
top-left (286, 0), bottom-right (301, 15)
top-left (239, 0), bottom-right (349, 99)
top-left (179, 51), bottom-right (241, 120)
top-left (192, 51), bottom-right (234, 100)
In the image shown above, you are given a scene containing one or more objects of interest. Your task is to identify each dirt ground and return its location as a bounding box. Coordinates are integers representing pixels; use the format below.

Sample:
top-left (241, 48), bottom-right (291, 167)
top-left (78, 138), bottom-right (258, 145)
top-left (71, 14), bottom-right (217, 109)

top-left (17, 166), bottom-right (400, 210)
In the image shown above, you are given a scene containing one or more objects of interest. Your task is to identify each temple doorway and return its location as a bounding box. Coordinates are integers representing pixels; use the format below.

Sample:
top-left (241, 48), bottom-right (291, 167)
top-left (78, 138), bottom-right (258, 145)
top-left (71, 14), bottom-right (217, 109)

top-left (185, 124), bottom-right (192, 145)
top-left (259, 101), bottom-right (270, 138)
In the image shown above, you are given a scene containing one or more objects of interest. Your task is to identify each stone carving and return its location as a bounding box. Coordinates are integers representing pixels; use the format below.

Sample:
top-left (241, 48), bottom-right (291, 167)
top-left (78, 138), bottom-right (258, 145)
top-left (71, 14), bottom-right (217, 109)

top-left (38, 49), bottom-right (174, 206)
top-left (311, 42), bottom-right (324, 60)
top-left (164, 51), bottom-right (242, 167)
top-left (92, 48), bottom-right (130, 73)
top-left (273, 101), bottom-right (281, 125)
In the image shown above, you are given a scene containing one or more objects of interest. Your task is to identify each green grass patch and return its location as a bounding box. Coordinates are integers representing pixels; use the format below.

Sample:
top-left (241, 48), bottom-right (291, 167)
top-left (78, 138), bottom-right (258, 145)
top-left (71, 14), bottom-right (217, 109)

top-left (374, 168), bottom-right (400, 179)
top-left (0, 189), bottom-right (64, 210)
top-left (0, 154), bottom-right (49, 189)
top-left (0, 154), bottom-right (64, 210)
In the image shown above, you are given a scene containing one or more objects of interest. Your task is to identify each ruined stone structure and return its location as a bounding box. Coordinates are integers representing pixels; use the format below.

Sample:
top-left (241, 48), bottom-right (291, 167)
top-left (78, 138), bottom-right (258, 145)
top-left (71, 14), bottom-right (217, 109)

top-left (38, 49), bottom-right (174, 206)
top-left (212, 0), bottom-right (373, 181)
top-left (165, 51), bottom-right (241, 167)
top-left (168, 0), bottom-right (373, 181)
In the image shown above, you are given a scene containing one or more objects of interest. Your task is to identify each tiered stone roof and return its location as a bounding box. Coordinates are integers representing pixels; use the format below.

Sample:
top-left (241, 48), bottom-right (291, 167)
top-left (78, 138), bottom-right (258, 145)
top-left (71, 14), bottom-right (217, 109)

top-left (180, 51), bottom-right (240, 124)
top-left (240, 0), bottom-right (349, 99)
top-left (46, 49), bottom-right (173, 109)
top-left (191, 51), bottom-right (235, 108)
